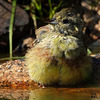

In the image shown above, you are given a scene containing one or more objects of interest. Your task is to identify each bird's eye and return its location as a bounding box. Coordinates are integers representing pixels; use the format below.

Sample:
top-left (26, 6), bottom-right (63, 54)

top-left (63, 19), bottom-right (69, 24)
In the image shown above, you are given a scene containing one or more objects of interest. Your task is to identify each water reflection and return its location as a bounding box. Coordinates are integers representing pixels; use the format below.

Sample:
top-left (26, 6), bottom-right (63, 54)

top-left (30, 89), bottom-right (88, 100)
top-left (0, 88), bottom-right (100, 100)
top-left (29, 88), bottom-right (100, 100)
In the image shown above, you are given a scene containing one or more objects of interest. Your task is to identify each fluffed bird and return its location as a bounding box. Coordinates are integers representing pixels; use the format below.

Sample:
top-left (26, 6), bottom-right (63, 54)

top-left (25, 8), bottom-right (92, 86)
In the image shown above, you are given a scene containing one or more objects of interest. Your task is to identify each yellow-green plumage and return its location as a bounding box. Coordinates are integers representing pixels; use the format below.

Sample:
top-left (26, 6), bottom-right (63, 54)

top-left (50, 35), bottom-right (85, 59)
top-left (25, 8), bottom-right (92, 86)
top-left (25, 34), bottom-right (91, 85)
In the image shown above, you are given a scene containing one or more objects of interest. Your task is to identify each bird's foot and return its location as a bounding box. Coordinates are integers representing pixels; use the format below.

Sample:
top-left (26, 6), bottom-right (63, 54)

top-left (38, 84), bottom-right (45, 88)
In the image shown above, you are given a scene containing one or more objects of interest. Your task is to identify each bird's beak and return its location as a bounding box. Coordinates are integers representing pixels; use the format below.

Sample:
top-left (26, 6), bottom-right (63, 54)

top-left (50, 21), bottom-right (58, 25)
top-left (49, 17), bottom-right (58, 25)
top-left (50, 17), bottom-right (56, 21)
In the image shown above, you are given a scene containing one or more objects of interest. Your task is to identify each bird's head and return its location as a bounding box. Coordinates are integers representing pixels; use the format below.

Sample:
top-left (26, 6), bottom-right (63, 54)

top-left (50, 8), bottom-right (85, 36)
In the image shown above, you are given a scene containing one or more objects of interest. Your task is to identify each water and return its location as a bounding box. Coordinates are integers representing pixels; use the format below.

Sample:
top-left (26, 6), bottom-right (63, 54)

top-left (0, 87), bottom-right (100, 100)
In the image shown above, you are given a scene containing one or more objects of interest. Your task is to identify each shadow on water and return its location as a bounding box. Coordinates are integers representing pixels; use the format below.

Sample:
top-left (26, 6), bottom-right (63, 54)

top-left (0, 87), bottom-right (100, 100)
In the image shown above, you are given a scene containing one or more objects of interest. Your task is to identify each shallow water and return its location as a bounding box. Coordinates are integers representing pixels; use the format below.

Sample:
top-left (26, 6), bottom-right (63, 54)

top-left (0, 87), bottom-right (100, 100)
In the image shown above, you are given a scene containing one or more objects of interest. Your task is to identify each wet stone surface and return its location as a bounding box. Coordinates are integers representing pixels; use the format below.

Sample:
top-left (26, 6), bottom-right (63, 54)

top-left (0, 59), bottom-right (37, 87)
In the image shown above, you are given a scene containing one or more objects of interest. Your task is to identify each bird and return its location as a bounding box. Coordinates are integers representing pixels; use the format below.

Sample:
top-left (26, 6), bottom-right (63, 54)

top-left (25, 8), bottom-right (92, 86)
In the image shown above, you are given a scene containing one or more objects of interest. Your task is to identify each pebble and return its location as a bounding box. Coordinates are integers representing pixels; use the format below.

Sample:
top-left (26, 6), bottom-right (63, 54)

top-left (0, 59), bottom-right (35, 87)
